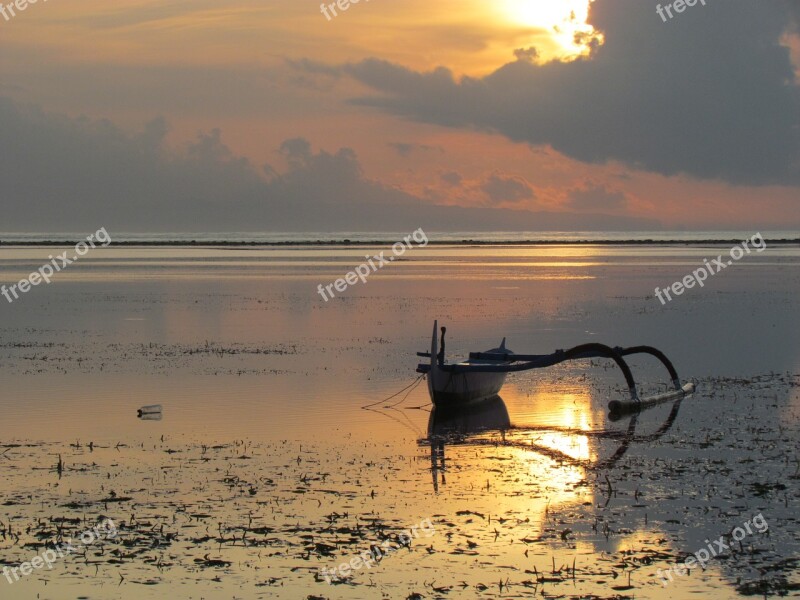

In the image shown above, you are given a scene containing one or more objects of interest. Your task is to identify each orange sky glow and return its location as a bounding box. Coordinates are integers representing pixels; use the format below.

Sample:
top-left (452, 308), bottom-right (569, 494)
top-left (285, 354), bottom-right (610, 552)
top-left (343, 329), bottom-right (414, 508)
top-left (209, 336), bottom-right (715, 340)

top-left (1, 0), bottom-right (798, 231)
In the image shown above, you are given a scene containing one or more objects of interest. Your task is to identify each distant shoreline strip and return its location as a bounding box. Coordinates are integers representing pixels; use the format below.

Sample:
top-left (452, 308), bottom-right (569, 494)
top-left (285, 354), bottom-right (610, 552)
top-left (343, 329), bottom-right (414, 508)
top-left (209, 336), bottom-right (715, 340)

top-left (1, 239), bottom-right (799, 247)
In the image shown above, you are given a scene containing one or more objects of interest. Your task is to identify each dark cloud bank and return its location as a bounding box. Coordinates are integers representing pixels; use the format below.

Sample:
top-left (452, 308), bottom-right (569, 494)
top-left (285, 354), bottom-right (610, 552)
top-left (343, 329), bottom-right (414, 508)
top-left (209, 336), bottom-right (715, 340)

top-left (336, 0), bottom-right (800, 186)
top-left (0, 97), bottom-right (655, 232)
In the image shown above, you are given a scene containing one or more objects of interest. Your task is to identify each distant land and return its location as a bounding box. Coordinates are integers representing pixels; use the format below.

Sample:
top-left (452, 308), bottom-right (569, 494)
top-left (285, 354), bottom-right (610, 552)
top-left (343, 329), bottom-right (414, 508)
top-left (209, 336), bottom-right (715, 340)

top-left (2, 229), bottom-right (799, 246)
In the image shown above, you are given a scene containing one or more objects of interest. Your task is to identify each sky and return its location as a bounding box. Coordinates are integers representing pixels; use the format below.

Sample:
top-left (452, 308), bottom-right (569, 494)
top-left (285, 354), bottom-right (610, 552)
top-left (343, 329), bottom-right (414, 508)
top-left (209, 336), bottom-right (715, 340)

top-left (0, 0), bottom-right (798, 232)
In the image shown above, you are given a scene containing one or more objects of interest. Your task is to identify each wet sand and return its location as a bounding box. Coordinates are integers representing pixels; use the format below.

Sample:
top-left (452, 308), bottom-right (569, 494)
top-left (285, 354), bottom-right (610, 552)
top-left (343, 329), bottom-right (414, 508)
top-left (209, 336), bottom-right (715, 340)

top-left (0, 243), bottom-right (798, 598)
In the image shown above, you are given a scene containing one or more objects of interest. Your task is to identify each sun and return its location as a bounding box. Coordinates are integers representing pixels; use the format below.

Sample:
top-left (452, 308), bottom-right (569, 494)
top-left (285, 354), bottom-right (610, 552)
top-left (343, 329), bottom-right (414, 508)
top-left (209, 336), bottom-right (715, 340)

top-left (501, 0), bottom-right (602, 60)
top-left (505, 0), bottom-right (589, 27)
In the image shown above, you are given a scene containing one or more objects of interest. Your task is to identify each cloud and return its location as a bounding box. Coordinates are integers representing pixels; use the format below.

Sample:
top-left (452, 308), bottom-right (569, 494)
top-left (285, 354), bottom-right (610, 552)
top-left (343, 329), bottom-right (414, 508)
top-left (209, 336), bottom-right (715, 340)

top-left (440, 170), bottom-right (463, 186)
top-left (565, 183), bottom-right (627, 211)
top-left (480, 172), bottom-right (535, 203)
top-left (0, 97), bottom-right (660, 232)
top-left (317, 0), bottom-right (800, 186)
top-left (0, 97), bottom-right (267, 230)
top-left (513, 46), bottom-right (539, 63)
top-left (387, 142), bottom-right (443, 157)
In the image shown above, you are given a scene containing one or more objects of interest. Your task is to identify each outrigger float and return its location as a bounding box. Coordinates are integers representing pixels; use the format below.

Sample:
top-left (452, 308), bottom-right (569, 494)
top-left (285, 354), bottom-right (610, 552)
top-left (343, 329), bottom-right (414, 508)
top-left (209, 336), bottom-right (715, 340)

top-left (416, 321), bottom-right (694, 415)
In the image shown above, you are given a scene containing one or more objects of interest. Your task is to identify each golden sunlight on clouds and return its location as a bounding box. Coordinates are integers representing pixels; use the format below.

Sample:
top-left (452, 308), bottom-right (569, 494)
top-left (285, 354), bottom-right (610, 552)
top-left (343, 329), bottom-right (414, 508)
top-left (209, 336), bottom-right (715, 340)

top-left (2, 0), bottom-right (604, 77)
top-left (499, 0), bottom-right (603, 60)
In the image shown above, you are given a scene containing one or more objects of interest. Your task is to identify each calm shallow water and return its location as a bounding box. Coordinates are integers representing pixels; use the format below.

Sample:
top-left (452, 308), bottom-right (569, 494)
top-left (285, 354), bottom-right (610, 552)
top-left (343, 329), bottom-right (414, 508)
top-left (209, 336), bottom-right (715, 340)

top-left (0, 243), bottom-right (798, 598)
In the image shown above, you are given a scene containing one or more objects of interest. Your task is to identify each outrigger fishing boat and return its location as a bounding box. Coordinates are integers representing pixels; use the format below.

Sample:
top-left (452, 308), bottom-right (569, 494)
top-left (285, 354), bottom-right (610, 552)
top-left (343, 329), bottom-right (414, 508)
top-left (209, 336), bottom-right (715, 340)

top-left (416, 321), bottom-right (694, 413)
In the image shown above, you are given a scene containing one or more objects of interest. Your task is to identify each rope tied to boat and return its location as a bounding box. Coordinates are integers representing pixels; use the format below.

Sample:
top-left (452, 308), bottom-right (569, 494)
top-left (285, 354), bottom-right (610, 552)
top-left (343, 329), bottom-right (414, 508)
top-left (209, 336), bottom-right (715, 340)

top-left (361, 374), bottom-right (426, 409)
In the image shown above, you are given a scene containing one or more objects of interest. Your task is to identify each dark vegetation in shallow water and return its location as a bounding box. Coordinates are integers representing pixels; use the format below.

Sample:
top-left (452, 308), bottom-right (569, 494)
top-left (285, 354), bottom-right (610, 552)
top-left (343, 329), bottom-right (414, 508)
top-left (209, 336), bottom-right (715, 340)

top-left (0, 373), bottom-right (797, 598)
top-left (0, 340), bottom-right (300, 375)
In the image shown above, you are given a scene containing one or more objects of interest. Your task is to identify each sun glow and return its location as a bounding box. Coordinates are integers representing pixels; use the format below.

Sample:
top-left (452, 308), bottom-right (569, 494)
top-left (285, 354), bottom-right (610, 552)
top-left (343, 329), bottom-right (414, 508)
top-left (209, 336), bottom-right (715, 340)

top-left (502, 0), bottom-right (603, 60)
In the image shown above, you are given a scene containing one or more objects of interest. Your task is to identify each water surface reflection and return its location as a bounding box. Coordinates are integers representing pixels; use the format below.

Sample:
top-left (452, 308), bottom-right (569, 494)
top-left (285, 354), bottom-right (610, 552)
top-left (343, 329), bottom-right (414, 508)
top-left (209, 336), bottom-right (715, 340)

top-left (421, 392), bottom-right (685, 493)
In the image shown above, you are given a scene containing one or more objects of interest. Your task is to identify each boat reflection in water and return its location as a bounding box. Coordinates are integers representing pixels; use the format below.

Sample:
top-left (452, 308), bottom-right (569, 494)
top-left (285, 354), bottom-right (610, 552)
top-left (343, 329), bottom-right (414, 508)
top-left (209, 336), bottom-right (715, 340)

top-left (422, 392), bottom-right (686, 492)
top-left (426, 395), bottom-right (510, 492)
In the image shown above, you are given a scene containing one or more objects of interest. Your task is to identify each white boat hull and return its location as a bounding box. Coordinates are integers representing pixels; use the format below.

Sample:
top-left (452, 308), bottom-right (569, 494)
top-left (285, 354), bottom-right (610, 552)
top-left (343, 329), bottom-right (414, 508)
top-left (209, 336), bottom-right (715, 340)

top-left (428, 368), bottom-right (507, 406)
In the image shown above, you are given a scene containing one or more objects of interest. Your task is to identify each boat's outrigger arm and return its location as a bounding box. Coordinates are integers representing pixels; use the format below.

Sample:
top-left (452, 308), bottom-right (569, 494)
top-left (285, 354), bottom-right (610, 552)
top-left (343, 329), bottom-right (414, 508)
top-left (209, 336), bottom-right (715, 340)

top-left (466, 342), bottom-right (693, 413)
top-left (465, 344), bottom-right (636, 399)
top-left (616, 345), bottom-right (681, 390)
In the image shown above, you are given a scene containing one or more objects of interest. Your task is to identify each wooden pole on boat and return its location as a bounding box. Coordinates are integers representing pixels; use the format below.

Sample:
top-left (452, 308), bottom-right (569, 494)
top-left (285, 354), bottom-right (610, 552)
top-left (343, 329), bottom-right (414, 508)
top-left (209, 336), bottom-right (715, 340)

top-left (428, 320), bottom-right (439, 403)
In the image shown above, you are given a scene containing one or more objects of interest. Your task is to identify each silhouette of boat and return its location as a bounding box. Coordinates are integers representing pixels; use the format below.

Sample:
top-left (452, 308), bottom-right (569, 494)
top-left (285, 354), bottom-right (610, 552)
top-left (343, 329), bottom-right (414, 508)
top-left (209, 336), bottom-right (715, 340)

top-left (416, 320), bottom-right (694, 410)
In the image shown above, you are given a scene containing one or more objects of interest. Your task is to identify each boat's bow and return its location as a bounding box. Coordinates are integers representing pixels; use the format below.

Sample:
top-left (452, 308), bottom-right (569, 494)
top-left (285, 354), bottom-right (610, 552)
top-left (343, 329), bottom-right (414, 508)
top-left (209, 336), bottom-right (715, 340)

top-left (417, 321), bottom-right (511, 406)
